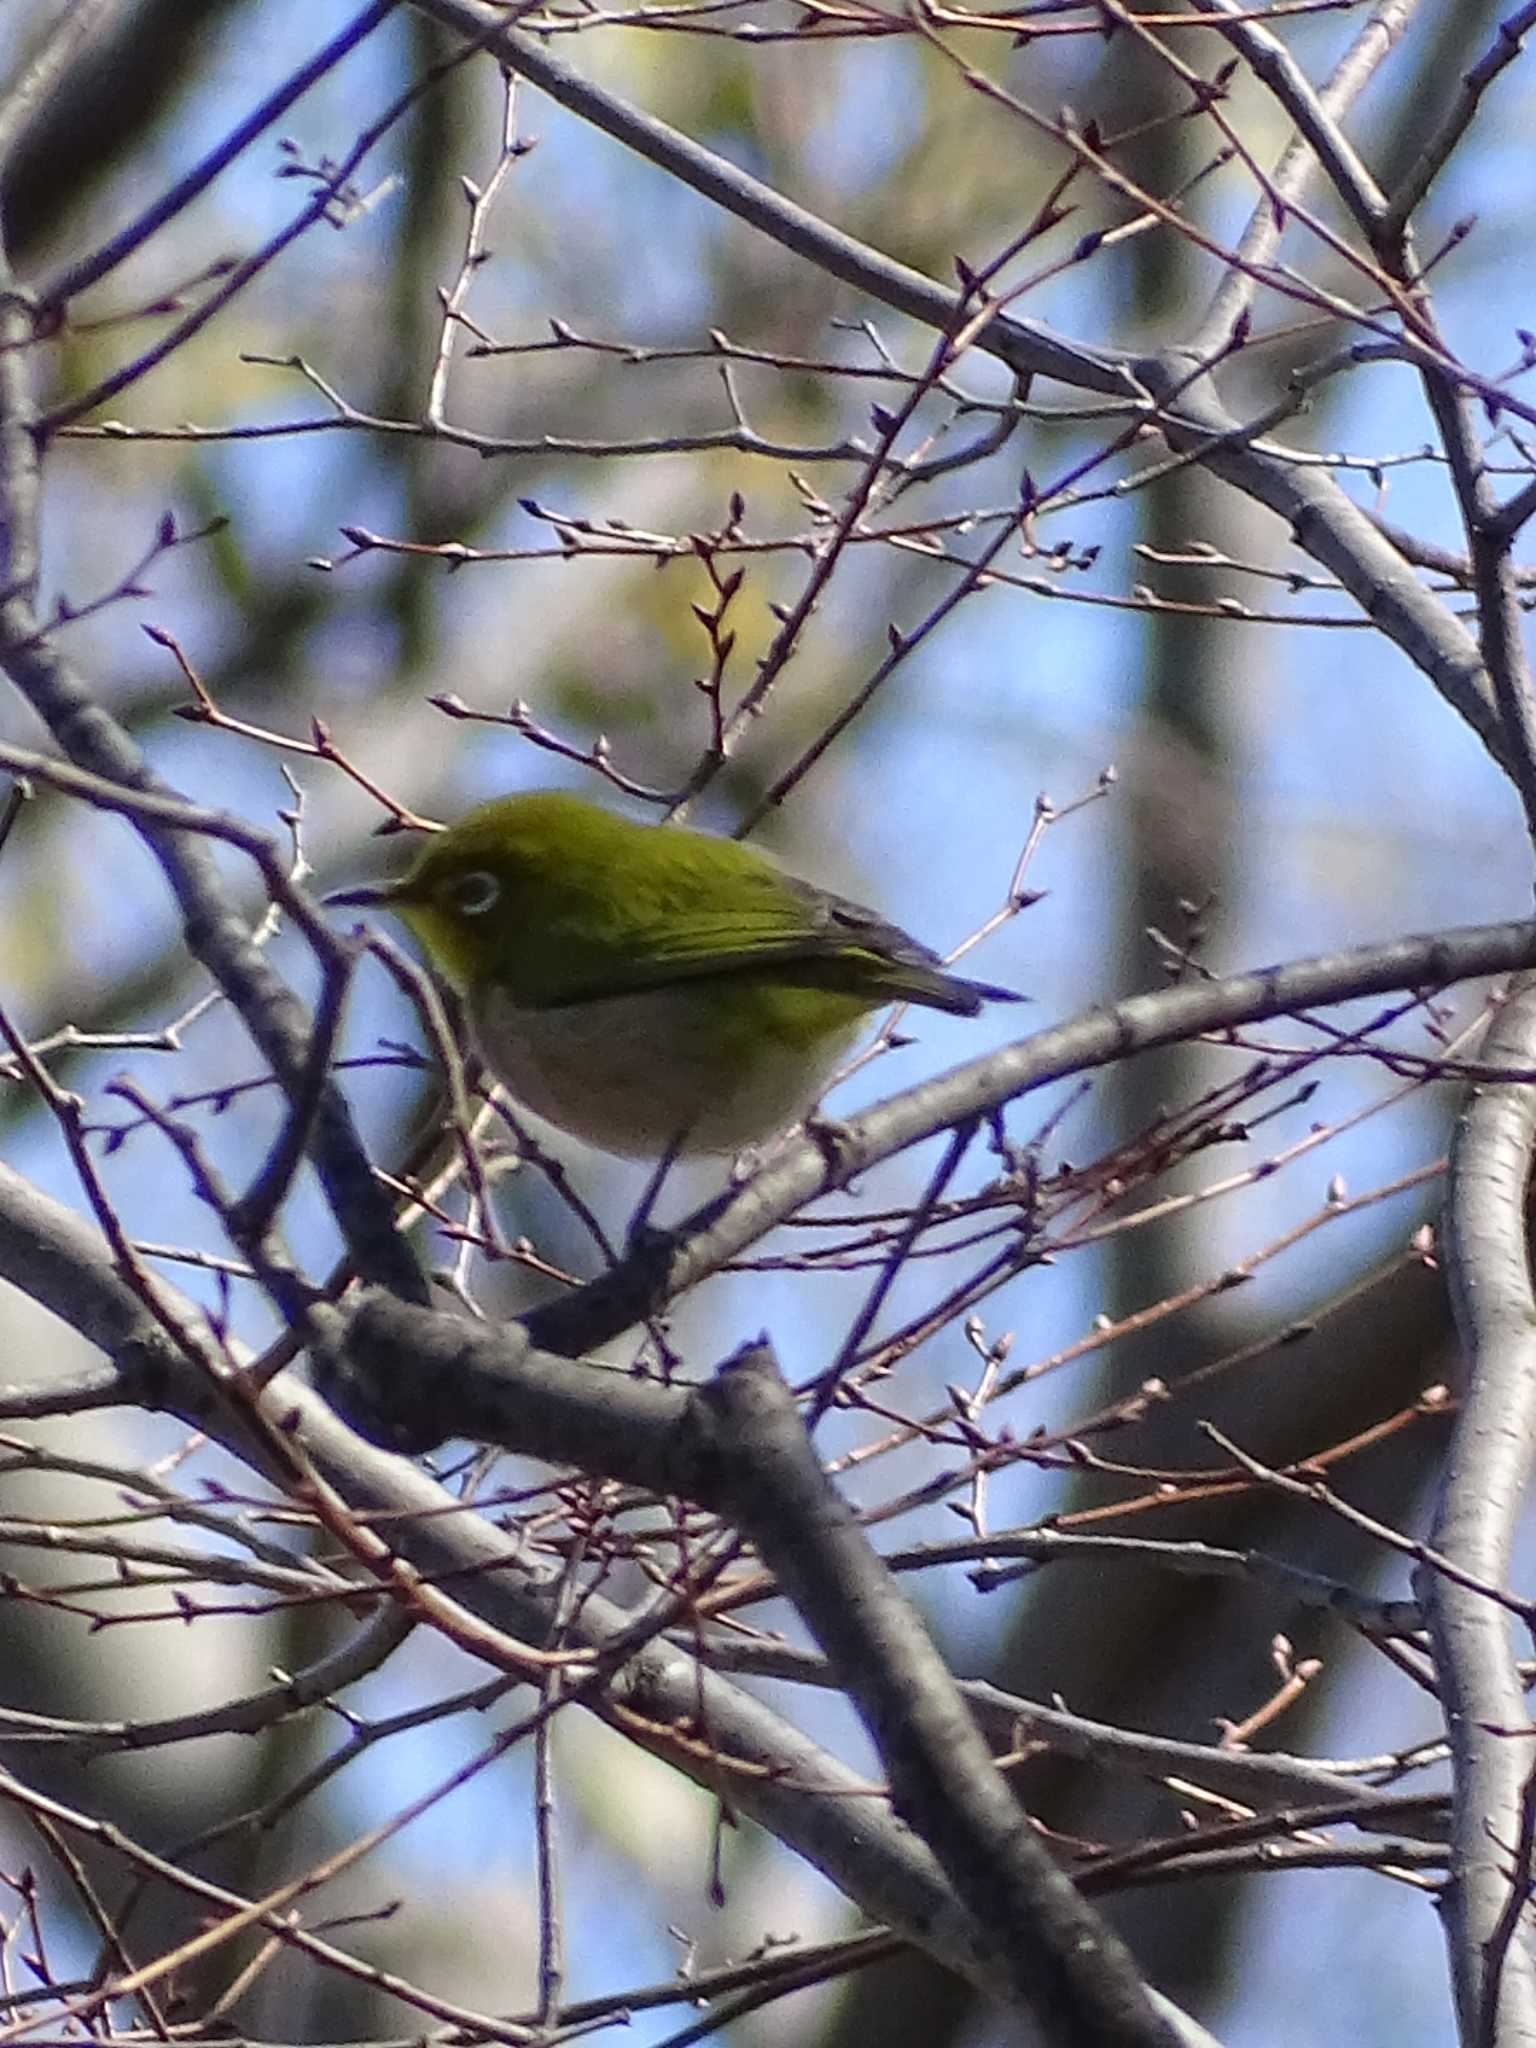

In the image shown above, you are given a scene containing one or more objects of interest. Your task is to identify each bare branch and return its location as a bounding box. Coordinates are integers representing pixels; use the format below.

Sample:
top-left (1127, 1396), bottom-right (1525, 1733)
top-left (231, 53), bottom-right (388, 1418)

top-left (1431, 972), bottom-right (1536, 2042)
top-left (35, 2), bottom-right (397, 313)
top-left (1381, 0), bottom-right (1536, 238)
top-left (688, 1339), bottom-right (1182, 2047)
top-left (0, 0), bottom-right (127, 175)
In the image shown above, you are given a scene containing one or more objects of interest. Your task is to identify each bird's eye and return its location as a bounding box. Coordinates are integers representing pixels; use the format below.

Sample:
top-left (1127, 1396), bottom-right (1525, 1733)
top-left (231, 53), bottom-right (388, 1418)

top-left (446, 870), bottom-right (500, 916)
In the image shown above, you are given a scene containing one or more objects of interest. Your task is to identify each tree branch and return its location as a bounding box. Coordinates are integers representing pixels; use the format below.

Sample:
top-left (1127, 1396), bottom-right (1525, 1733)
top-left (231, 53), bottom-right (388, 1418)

top-left (0, 1174), bottom-right (1189, 2028)
top-left (1429, 972), bottom-right (1536, 2045)
top-left (684, 1339), bottom-right (1181, 2047)
top-left (521, 913), bottom-right (1536, 1359)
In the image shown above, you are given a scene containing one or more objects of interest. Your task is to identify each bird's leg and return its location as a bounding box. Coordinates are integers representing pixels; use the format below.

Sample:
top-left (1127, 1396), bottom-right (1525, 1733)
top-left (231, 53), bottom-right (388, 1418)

top-left (730, 1112), bottom-right (856, 1186)
top-left (625, 1129), bottom-right (688, 1254)
top-left (729, 1130), bottom-right (785, 1183)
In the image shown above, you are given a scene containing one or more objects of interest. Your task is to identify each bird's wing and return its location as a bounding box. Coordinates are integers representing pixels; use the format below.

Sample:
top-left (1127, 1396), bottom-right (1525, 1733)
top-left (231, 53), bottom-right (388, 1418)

top-left (544, 875), bottom-right (1008, 1015)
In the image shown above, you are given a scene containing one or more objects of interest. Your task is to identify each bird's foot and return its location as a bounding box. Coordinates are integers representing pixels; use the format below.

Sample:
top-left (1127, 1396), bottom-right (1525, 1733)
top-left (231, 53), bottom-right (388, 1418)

top-left (801, 1111), bottom-right (860, 1178)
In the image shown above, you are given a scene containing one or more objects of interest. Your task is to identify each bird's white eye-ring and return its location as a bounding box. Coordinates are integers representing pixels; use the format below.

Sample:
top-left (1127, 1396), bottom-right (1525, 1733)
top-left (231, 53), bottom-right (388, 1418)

top-left (447, 870), bottom-right (500, 916)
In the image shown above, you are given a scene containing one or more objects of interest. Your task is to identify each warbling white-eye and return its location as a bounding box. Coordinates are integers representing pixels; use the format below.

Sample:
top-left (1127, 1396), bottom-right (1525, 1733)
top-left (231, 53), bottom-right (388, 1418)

top-left (327, 791), bottom-right (1021, 1158)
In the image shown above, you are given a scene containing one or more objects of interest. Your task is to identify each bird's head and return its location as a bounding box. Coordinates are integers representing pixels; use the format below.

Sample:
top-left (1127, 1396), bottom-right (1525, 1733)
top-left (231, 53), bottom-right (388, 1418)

top-left (324, 792), bottom-right (641, 999)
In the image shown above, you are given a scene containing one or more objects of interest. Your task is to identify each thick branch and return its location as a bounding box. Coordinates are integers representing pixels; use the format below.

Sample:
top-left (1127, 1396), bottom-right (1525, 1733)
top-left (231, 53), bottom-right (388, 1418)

top-left (0, 1161), bottom-right (237, 1419)
top-left (1128, 369), bottom-right (1503, 769)
top-left (684, 1340), bottom-right (1179, 2048)
top-left (0, 1177), bottom-right (1140, 2027)
top-left (521, 913), bottom-right (1536, 1358)
top-left (1430, 973), bottom-right (1536, 2045)
top-left (0, 0), bottom-right (127, 174)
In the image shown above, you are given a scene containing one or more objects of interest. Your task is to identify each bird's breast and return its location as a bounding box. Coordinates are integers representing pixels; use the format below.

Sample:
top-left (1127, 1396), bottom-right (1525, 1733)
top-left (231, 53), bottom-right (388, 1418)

top-left (467, 977), bottom-right (869, 1156)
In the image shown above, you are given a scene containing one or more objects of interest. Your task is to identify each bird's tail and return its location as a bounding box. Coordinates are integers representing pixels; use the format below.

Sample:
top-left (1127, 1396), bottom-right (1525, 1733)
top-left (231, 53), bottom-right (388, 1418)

top-left (896, 968), bottom-right (1027, 1017)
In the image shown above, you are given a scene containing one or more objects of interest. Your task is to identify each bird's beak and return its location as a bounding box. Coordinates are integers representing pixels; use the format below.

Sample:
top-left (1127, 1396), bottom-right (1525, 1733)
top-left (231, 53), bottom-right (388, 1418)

top-left (322, 879), bottom-right (405, 910)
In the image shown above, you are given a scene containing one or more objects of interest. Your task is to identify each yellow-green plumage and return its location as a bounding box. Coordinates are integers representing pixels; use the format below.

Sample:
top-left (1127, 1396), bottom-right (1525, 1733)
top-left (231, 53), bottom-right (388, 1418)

top-left (329, 792), bottom-right (1020, 1158)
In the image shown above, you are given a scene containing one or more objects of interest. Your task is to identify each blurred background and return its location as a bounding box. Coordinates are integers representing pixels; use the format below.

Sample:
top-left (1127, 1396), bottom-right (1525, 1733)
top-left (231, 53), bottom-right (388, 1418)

top-left (0, 3), bottom-right (1531, 2042)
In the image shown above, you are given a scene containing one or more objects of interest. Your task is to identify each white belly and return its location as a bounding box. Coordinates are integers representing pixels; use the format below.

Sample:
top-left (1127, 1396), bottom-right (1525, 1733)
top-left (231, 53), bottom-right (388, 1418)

top-left (468, 982), bottom-right (861, 1157)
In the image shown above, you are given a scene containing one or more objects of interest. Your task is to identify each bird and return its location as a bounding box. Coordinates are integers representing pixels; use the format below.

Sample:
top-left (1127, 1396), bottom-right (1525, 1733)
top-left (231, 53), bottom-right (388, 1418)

top-left (326, 790), bottom-right (1022, 1159)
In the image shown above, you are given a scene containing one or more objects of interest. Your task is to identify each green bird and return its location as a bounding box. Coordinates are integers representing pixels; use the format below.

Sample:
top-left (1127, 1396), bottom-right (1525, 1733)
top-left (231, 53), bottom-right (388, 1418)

top-left (327, 791), bottom-right (1021, 1158)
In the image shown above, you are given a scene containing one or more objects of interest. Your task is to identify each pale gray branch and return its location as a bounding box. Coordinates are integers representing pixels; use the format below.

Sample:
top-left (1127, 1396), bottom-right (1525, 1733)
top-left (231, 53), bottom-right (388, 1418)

top-left (0, 1173), bottom-right (1120, 2027)
top-left (523, 912), bottom-right (1536, 1358)
top-left (685, 1340), bottom-right (1180, 2048)
top-left (1431, 972), bottom-right (1536, 2045)
top-left (0, 0), bottom-right (126, 173)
